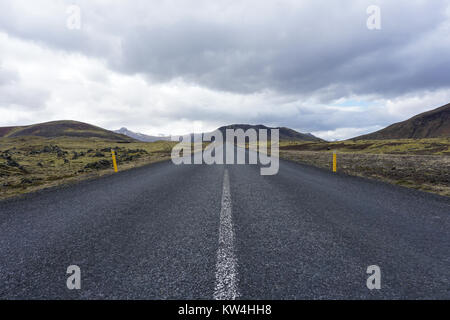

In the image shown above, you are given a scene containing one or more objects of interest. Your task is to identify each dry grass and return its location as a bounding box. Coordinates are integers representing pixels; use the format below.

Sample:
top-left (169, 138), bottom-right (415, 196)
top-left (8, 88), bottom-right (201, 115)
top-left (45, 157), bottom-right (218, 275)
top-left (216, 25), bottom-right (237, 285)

top-left (229, 139), bottom-right (450, 197)
top-left (279, 138), bottom-right (450, 155)
top-left (0, 136), bottom-right (177, 200)
top-left (242, 138), bottom-right (450, 196)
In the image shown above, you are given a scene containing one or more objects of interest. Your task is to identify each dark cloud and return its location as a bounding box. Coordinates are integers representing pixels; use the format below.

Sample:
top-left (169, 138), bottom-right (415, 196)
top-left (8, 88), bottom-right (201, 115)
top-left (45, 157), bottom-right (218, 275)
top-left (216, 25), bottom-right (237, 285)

top-left (110, 1), bottom-right (450, 100)
top-left (0, 0), bottom-right (449, 139)
top-left (1, 0), bottom-right (449, 101)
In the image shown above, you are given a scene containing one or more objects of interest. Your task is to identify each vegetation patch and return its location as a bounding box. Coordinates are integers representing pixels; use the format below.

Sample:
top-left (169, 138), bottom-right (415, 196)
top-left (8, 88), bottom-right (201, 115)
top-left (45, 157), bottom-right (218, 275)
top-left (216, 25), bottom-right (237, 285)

top-left (280, 148), bottom-right (450, 197)
top-left (279, 138), bottom-right (450, 155)
top-left (0, 136), bottom-right (176, 200)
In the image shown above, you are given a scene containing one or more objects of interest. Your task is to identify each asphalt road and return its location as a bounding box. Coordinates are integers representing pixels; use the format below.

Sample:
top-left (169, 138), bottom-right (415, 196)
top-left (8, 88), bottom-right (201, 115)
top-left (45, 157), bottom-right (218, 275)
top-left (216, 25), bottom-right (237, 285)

top-left (0, 148), bottom-right (449, 299)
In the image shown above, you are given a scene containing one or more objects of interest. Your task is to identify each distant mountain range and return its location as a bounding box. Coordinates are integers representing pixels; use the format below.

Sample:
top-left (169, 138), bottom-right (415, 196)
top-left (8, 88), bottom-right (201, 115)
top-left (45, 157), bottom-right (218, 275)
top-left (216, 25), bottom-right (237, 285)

top-left (114, 127), bottom-right (171, 142)
top-left (354, 103), bottom-right (450, 140)
top-left (1, 103), bottom-right (448, 142)
top-left (115, 124), bottom-right (322, 142)
top-left (0, 120), bottom-right (134, 142)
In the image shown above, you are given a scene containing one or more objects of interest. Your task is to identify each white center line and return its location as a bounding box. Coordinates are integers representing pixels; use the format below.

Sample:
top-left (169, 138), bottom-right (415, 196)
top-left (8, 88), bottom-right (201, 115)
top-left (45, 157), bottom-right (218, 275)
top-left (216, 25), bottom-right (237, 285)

top-left (213, 168), bottom-right (240, 300)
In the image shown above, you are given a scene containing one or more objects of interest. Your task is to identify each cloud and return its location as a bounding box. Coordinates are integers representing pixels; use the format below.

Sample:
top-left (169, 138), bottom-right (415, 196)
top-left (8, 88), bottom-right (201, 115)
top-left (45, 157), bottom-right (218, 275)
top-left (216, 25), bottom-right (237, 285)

top-left (0, 59), bottom-right (49, 112)
top-left (0, 0), bottom-right (449, 139)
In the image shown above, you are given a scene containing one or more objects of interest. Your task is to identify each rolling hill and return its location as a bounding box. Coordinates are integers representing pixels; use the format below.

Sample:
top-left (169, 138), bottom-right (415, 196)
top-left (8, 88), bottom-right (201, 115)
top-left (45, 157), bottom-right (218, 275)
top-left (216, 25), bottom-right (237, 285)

top-left (217, 124), bottom-right (323, 141)
top-left (354, 103), bottom-right (450, 140)
top-left (0, 120), bottom-right (135, 142)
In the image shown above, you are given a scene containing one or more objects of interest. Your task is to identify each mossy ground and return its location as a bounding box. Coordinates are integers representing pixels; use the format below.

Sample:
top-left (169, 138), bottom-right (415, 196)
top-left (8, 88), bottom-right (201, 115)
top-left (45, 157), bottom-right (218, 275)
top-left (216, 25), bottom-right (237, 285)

top-left (0, 136), bottom-right (177, 200)
top-left (279, 138), bottom-right (450, 155)
top-left (278, 138), bottom-right (450, 197)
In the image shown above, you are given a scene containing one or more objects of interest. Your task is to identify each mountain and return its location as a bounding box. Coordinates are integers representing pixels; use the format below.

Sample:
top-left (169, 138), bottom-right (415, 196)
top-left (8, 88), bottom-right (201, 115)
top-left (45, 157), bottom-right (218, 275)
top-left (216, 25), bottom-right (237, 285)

top-left (114, 127), bottom-right (171, 142)
top-left (216, 124), bottom-right (323, 141)
top-left (354, 103), bottom-right (450, 140)
top-left (0, 120), bottom-right (135, 142)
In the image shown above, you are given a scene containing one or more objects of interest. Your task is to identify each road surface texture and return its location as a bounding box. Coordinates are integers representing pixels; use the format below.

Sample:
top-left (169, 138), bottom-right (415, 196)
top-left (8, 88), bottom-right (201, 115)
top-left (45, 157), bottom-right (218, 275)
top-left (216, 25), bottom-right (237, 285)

top-left (0, 148), bottom-right (449, 299)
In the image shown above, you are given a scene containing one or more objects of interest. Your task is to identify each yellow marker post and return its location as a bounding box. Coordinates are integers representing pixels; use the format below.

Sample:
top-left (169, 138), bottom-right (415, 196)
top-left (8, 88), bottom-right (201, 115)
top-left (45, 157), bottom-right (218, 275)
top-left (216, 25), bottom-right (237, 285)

top-left (111, 149), bottom-right (118, 173)
top-left (332, 151), bottom-right (337, 173)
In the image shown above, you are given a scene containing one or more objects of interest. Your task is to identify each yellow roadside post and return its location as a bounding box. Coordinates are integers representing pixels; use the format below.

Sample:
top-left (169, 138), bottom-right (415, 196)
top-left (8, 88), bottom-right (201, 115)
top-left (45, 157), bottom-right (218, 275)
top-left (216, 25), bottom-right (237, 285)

top-left (332, 151), bottom-right (337, 173)
top-left (111, 149), bottom-right (118, 173)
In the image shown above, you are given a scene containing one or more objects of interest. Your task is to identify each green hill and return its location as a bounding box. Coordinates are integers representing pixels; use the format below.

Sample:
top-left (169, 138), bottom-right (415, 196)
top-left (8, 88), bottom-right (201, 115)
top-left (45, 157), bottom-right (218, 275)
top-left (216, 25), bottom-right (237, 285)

top-left (0, 120), bottom-right (135, 142)
top-left (354, 103), bottom-right (450, 140)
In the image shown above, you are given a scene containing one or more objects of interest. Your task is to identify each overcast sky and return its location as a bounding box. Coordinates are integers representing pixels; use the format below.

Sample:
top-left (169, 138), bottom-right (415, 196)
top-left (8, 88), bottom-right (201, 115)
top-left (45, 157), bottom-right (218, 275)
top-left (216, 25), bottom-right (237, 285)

top-left (1, 0), bottom-right (449, 140)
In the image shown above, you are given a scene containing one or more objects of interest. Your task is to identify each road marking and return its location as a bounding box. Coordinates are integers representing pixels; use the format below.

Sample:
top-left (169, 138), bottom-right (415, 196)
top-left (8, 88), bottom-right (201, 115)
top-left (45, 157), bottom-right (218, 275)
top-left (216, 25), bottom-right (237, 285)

top-left (213, 169), bottom-right (240, 300)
